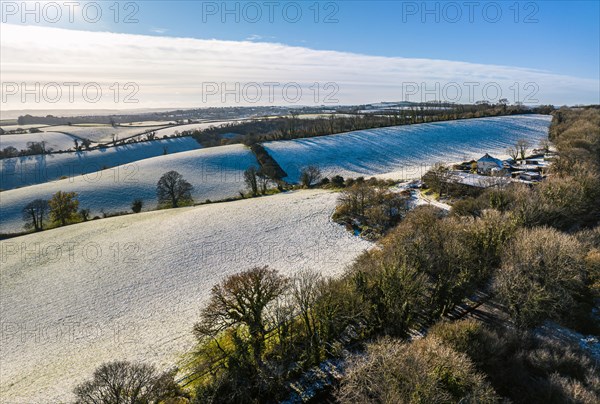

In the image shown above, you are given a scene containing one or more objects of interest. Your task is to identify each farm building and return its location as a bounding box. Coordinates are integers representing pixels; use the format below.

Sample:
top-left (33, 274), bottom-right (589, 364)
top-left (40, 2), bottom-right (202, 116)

top-left (477, 153), bottom-right (505, 175)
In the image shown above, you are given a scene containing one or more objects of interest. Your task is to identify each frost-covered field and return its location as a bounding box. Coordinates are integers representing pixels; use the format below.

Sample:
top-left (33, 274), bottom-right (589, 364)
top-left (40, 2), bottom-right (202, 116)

top-left (0, 124), bottom-right (50, 132)
top-left (0, 137), bottom-right (201, 190)
top-left (0, 131), bottom-right (78, 152)
top-left (0, 190), bottom-right (371, 403)
top-left (152, 120), bottom-right (245, 137)
top-left (121, 121), bottom-right (176, 127)
top-left (263, 115), bottom-right (552, 182)
top-left (0, 144), bottom-right (257, 233)
top-left (42, 124), bottom-right (169, 143)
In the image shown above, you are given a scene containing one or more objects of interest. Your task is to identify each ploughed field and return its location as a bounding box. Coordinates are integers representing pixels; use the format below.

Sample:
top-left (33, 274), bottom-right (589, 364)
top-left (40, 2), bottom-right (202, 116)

top-left (263, 114), bottom-right (552, 182)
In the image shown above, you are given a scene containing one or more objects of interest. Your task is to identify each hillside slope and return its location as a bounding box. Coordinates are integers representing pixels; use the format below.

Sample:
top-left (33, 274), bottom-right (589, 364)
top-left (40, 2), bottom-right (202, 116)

top-left (0, 144), bottom-right (257, 233)
top-left (0, 190), bottom-right (372, 403)
top-left (0, 137), bottom-right (202, 190)
top-left (263, 115), bottom-right (552, 182)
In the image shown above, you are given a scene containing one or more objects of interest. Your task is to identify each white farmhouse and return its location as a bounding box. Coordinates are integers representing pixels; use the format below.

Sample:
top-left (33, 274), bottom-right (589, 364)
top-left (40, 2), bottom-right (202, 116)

top-left (477, 153), bottom-right (504, 175)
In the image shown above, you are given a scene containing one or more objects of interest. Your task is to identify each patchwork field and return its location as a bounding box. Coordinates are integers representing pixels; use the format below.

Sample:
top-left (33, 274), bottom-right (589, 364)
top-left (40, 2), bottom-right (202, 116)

top-left (0, 190), bottom-right (372, 403)
top-left (263, 115), bottom-right (552, 182)
top-left (0, 144), bottom-right (258, 233)
top-left (0, 137), bottom-right (202, 190)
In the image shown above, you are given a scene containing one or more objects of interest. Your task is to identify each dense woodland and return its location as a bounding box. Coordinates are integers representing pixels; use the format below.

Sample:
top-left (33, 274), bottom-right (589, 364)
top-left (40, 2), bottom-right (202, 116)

top-left (71, 106), bottom-right (600, 403)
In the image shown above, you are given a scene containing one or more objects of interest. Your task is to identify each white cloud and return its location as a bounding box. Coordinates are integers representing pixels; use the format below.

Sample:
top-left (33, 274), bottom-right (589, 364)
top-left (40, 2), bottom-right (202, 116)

top-left (245, 34), bottom-right (276, 41)
top-left (151, 28), bottom-right (168, 34)
top-left (1, 24), bottom-right (598, 110)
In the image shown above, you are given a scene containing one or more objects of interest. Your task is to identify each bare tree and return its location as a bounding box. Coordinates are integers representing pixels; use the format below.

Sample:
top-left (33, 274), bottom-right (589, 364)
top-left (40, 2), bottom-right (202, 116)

top-left (244, 166), bottom-right (259, 196)
top-left (194, 266), bottom-right (288, 367)
top-left (257, 168), bottom-right (271, 195)
top-left (300, 165), bottom-right (322, 188)
top-left (292, 270), bottom-right (323, 362)
top-left (73, 361), bottom-right (185, 404)
top-left (423, 162), bottom-right (452, 196)
top-left (156, 170), bottom-right (193, 208)
top-left (539, 138), bottom-right (551, 154)
top-left (338, 182), bottom-right (376, 218)
top-left (506, 146), bottom-right (519, 161)
top-left (22, 199), bottom-right (49, 231)
top-left (516, 138), bottom-right (531, 160)
top-left (493, 227), bottom-right (586, 327)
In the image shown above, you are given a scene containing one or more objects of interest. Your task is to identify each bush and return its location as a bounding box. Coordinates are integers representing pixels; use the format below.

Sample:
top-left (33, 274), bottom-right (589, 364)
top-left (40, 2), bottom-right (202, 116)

top-left (451, 197), bottom-right (484, 217)
top-left (79, 208), bottom-right (90, 221)
top-left (430, 320), bottom-right (600, 404)
top-left (493, 227), bottom-right (588, 328)
top-left (333, 182), bottom-right (410, 239)
top-left (131, 199), bottom-right (143, 213)
top-left (337, 336), bottom-right (499, 403)
top-left (331, 175), bottom-right (345, 188)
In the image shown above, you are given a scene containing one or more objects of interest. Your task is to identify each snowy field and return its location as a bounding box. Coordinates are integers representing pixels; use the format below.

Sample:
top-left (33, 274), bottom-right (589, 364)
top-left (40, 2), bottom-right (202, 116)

top-left (41, 124), bottom-right (169, 143)
top-left (0, 144), bottom-right (257, 233)
top-left (0, 137), bottom-right (201, 190)
top-left (0, 131), bottom-right (78, 152)
top-left (121, 121), bottom-right (176, 127)
top-left (0, 124), bottom-right (50, 132)
top-left (0, 190), bottom-right (372, 403)
top-left (152, 120), bottom-right (245, 137)
top-left (263, 115), bottom-right (552, 182)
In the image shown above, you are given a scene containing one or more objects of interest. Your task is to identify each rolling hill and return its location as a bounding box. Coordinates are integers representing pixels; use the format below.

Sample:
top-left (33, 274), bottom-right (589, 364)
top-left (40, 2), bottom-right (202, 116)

top-left (0, 190), bottom-right (372, 403)
top-left (263, 115), bottom-right (552, 182)
top-left (0, 144), bottom-right (258, 233)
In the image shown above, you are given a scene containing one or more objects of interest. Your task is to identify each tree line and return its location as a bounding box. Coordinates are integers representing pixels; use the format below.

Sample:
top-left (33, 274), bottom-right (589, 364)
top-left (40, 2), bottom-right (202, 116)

top-left (189, 104), bottom-right (552, 147)
top-left (18, 171), bottom-right (195, 233)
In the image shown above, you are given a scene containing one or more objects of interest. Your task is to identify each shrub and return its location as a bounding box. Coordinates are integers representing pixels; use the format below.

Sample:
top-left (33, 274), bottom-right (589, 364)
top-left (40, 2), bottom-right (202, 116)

top-left (430, 320), bottom-right (600, 404)
top-left (79, 208), bottom-right (90, 221)
top-left (331, 175), bottom-right (345, 188)
top-left (131, 199), bottom-right (143, 213)
top-left (337, 336), bottom-right (499, 403)
top-left (493, 227), bottom-right (587, 328)
top-left (333, 182), bottom-right (410, 238)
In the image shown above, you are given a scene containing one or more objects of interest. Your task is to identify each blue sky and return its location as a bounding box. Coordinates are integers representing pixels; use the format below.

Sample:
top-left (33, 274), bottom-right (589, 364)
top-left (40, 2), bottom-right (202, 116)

top-left (138, 0), bottom-right (600, 80)
top-left (7, 0), bottom-right (596, 78)
top-left (1, 1), bottom-right (599, 108)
